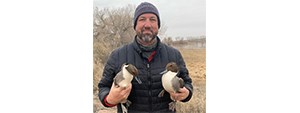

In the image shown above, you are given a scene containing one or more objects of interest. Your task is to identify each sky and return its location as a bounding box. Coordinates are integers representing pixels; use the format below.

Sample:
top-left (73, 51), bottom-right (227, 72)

top-left (93, 0), bottom-right (206, 38)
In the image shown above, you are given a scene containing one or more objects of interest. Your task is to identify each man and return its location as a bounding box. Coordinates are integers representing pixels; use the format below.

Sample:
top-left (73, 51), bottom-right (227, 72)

top-left (98, 2), bottom-right (193, 113)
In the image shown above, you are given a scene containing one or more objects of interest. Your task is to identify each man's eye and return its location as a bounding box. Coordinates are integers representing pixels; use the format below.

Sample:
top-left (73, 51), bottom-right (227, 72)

top-left (139, 18), bottom-right (145, 21)
top-left (150, 18), bottom-right (157, 22)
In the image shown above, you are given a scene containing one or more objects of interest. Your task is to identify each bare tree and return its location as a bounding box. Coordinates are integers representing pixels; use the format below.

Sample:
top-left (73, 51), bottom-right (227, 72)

top-left (158, 20), bottom-right (167, 37)
top-left (94, 4), bottom-right (168, 64)
top-left (94, 5), bottom-right (136, 64)
top-left (162, 36), bottom-right (173, 46)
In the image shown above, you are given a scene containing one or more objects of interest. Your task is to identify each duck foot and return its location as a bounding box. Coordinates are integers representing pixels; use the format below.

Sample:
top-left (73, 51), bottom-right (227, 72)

top-left (169, 101), bottom-right (176, 111)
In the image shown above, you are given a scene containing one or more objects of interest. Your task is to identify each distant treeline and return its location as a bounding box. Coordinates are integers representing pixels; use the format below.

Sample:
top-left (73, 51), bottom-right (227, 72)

top-left (162, 36), bottom-right (206, 49)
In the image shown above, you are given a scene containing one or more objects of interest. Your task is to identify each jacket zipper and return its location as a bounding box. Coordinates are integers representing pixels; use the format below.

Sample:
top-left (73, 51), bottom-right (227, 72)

top-left (147, 63), bottom-right (152, 112)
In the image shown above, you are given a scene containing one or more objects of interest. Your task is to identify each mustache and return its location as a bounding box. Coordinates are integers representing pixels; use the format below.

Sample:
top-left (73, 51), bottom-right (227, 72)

top-left (141, 27), bottom-right (153, 33)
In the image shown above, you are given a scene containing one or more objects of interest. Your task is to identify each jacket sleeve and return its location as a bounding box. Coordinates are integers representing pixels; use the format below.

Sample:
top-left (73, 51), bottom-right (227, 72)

top-left (175, 50), bottom-right (193, 102)
top-left (98, 50), bottom-right (118, 107)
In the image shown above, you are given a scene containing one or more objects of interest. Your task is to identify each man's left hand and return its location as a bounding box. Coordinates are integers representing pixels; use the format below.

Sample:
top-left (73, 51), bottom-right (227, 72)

top-left (170, 87), bottom-right (189, 101)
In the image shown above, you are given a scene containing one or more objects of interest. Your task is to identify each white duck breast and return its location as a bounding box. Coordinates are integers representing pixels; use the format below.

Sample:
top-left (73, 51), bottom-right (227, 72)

top-left (162, 71), bottom-right (178, 93)
top-left (118, 65), bottom-right (134, 88)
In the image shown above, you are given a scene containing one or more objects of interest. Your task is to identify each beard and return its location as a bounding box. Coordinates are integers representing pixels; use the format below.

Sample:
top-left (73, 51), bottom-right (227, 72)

top-left (137, 28), bottom-right (158, 43)
top-left (140, 35), bottom-right (154, 43)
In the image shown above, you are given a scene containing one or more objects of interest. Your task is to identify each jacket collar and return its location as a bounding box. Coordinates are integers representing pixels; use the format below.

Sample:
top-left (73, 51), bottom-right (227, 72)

top-left (132, 35), bottom-right (162, 54)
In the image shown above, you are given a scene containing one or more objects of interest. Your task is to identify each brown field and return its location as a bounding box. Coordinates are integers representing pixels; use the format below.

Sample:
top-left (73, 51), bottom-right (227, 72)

top-left (176, 48), bottom-right (206, 113)
top-left (94, 48), bottom-right (206, 113)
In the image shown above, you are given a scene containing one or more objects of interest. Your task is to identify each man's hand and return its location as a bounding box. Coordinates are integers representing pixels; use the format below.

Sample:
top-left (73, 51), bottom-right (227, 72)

top-left (106, 83), bottom-right (132, 105)
top-left (170, 87), bottom-right (189, 101)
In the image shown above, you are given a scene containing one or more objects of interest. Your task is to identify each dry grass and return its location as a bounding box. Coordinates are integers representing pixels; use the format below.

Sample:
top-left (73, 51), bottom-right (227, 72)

top-left (178, 48), bottom-right (206, 81)
top-left (176, 48), bottom-right (206, 113)
top-left (93, 63), bottom-right (118, 113)
top-left (93, 48), bottom-right (206, 113)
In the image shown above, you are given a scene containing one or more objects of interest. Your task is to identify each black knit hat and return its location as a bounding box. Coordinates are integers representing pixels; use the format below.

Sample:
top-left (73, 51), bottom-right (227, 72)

top-left (133, 2), bottom-right (160, 29)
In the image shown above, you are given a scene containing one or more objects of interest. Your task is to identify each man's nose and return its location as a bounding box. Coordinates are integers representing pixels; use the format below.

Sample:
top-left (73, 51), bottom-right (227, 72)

top-left (143, 19), bottom-right (152, 28)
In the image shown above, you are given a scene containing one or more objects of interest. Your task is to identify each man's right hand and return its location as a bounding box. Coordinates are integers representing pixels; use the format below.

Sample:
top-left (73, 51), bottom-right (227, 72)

top-left (106, 83), bottom-right (132, 105)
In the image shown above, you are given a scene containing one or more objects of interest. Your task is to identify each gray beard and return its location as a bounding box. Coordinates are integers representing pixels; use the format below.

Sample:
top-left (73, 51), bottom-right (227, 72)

top-left (141, 35), bottom-right (154, 43)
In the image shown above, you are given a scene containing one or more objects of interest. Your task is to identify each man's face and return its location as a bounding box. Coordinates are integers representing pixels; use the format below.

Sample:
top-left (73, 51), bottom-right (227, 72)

top-left (135, 13), bottom-right (159, 44)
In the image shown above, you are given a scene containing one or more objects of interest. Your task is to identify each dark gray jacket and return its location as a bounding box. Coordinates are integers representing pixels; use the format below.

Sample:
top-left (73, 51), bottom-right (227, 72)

top-left (98, 37), bottom-right (193, 113)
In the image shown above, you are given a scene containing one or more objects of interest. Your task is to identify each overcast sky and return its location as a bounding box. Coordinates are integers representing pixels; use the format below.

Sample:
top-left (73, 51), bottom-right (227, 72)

top-left (93, 0), bottom-right (206, 38)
